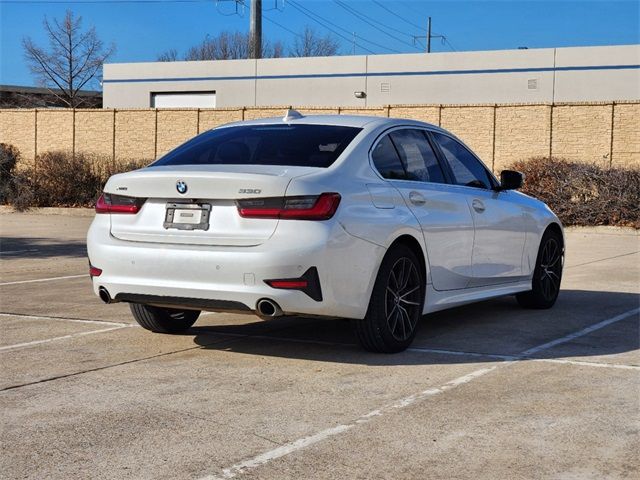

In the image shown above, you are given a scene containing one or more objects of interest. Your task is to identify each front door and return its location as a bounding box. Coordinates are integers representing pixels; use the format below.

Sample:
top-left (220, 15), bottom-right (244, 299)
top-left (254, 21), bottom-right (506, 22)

top-left (431, 132), bottom-right (526, 287)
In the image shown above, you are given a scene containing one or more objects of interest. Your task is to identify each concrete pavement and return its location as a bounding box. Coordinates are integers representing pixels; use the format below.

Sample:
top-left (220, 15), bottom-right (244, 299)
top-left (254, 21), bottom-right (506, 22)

top-left (0, 212), bottom-right (638, 479)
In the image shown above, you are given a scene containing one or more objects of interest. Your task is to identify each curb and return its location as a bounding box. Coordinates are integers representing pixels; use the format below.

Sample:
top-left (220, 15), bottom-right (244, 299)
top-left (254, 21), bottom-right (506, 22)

top-left (0, 206), bottom-right (95, 217)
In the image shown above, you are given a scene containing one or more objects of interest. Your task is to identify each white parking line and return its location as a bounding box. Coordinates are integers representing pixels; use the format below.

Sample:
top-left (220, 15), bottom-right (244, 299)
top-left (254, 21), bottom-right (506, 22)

top-left (0, 312), bottom-right (130, 328)
top-left (536, 358), bottom-right (639, 371)
top-left (0, 274), bottom-right (87, 286)
top-left (199, 307), bottom-right (640, 479)
top-left (408, 346), bottom-right (517, 361)
top-left (0, 326), bottom-right (130, 352)
top-left (520, 307), bottom-right (640, 357)
top-left (201, 365), bottom-right (500, 480)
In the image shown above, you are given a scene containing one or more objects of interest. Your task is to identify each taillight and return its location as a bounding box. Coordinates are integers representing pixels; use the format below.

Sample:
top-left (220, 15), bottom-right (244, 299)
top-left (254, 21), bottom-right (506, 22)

top-left (89, 266), bottom-right (102, 277)
top-left (237, 193), bottom-right (341, 220)
top-left (95, 193), bottom-right (145, 214)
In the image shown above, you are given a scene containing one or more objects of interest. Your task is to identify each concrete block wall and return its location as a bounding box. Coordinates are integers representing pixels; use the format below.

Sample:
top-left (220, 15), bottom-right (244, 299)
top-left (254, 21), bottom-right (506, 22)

top-left (388, 105), bottom-right (440, 125)
top-left (156, 110), bottom-right (199, 157)
top-left (36, 110), bottom-right (73, 155)
top-left (0, 110), bottom-right (36, 168)
top-left (1, 101), bottom-right (638, 172)
top-left (494, 105), bottom-right (551, 171)
top-left (198, 109), bottom-right (243, 132)
top-left (440, 106), bottom-right (495, 168)
top-left (75, 109), bottom-right (114, 159)
top-left (612, 103), bottom-right (640, 168)
top-left (114, 110), bottom-right (156, 160)
top-left (552, 104), bottom-right (613, 166)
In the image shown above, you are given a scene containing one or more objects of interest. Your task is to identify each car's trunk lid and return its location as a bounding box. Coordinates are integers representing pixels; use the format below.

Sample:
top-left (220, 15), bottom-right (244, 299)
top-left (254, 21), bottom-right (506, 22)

top-left (105, 165), bottom-right (316, 246)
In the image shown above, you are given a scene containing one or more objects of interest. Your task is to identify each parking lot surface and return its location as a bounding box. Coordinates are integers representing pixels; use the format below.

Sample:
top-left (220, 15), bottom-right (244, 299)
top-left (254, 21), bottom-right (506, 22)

top-left (1, 212), bottom-right (638, 480)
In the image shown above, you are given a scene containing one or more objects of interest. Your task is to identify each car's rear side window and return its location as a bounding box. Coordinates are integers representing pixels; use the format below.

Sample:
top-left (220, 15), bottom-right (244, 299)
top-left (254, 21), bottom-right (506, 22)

top-left (372, 129), bottom-right (446, 184)
top-left (151, 124), bottom-right (362, 168)
top-left (371, 135), bottom-right (406, 179)
top-left (389, 129), bottom-right (446, 183)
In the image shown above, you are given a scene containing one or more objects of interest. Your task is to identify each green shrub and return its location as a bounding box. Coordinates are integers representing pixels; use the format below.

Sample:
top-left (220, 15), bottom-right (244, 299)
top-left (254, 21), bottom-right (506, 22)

top-left (511, 157), bottom-right (640, 228)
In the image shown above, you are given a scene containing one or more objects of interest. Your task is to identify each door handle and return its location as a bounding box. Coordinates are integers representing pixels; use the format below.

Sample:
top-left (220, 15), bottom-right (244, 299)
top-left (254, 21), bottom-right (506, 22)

top-left (472, 199), bottom-right (485, 213)
top-left (409, 191), bottom-right (426, 206)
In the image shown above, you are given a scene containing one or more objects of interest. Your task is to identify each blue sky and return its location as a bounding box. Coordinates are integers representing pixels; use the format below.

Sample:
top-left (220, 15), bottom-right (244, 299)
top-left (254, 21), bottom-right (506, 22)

top-left (1, 0), bottom-right (638, 87)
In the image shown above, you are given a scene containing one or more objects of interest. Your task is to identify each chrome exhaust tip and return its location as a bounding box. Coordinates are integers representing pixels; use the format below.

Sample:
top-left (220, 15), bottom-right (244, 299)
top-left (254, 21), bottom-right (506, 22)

top-left (256, 298), bottom-right (283, 318)
top-left (98, 287), bottom-right (113, 304)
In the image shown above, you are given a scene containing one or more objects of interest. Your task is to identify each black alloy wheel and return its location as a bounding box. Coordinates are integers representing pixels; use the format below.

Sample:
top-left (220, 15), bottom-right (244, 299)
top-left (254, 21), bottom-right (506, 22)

top-left (516, 229), bottom-right (564, 309)
top-left (354, 244), bottom-right (425, 353)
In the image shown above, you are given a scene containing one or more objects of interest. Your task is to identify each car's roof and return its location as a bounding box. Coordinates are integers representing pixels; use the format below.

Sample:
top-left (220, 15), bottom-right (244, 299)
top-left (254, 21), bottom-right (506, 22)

top-left (220, 114), bottom-right (443, 132)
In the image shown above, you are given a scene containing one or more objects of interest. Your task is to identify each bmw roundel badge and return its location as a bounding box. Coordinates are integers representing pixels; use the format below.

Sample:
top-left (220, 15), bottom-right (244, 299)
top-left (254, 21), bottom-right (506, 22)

top-left (176, 181), bottom-right (188, 194)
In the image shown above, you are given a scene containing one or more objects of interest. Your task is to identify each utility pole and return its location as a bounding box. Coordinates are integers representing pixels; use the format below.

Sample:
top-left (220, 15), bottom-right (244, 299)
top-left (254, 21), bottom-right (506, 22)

top-left (413, 16), bottom-right (444, 54)
top-left (249, 0), bottom-right (262, 59)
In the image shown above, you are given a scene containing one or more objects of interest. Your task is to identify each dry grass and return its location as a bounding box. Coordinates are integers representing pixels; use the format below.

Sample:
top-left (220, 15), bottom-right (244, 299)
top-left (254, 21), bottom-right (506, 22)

top-left (511, 157), bottom-right (640, 228)
top-left (3, 146), bottom-right (639, 228)
top-left (0, 143), bottom-right (21, 204)
top-left (3, 149), bottom-right (148, 210)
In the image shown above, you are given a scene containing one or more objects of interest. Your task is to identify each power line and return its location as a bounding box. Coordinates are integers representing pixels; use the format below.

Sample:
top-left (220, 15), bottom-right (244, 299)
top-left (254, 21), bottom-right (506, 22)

top-left (332, 0), bottom-right (420, 51)
top-left (0, 0), bottom-right (208, 3)
top-left (288, 0), bottom-right (399, 54)
top-left (263, 13), bottom-right (302, 39)
top-left (443, 37), bottom-right (457, 52)
top-left (398, 0), bottom-right (425, 17)
top-left (286, 1), bottom-right (373, 53)
top-left (372, 0), bottom-right (424, 31)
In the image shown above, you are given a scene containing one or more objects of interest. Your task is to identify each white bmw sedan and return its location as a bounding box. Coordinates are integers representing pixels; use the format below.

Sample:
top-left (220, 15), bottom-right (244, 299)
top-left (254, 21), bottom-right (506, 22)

top-left (87, 110), bottom-right (564, 353)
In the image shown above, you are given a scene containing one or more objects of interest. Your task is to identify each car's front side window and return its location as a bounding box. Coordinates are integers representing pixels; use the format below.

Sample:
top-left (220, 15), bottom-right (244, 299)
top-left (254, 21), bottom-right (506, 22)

top-left (432, 132), bottom-right (494, 189)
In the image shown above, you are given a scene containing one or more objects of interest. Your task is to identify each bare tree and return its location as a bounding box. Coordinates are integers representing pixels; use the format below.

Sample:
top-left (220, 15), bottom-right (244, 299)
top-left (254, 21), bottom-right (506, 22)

top-left (22, 10), bottom-right (115, 108)
top-left (184, 32), bottom-right (250, 61)
top-left (290, 26), bottom-right (340, 57)
top-left (157, 32), bottom-right (293, 62)
top-left (265, 39), bottom-right (285, 59)
top-left (157, 48), bottom-right (179, 62)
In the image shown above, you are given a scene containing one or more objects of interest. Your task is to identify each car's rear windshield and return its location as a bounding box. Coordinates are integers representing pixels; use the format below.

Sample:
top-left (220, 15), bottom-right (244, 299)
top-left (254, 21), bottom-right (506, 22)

top-left (151, 124), bottom-right (362, 168)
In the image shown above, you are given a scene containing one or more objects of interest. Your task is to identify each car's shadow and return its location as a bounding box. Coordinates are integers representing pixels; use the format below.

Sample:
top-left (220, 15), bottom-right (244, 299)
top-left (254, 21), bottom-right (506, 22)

top-left (0, 237), bottom-right (87, 259)
top-left (190, 289), bottom-right (639, 366)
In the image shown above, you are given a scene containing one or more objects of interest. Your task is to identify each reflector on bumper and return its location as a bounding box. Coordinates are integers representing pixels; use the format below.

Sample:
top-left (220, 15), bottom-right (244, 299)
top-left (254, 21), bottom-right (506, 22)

top-left (264, 267), bottom-right (323, 301)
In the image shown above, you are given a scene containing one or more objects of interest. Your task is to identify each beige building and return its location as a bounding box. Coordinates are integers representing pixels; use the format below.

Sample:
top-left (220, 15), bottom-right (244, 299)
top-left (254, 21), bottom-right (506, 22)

top-left (103, 44), bottom-right (640, 109)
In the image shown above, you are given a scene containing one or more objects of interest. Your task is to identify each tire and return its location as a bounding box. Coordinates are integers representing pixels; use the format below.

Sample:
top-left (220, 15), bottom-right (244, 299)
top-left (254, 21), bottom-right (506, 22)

top-left (353, 244), bottom-right (425, 353)
top-left (129, 303), bottom-right (200, 333)
top-left (516, 229), bottom-right (564, 309)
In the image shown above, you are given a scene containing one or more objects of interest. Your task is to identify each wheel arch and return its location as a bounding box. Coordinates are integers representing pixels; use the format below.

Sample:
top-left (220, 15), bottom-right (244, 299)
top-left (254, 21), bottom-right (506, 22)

top-left (387, 234), bottom-right (428, 285)
top-left (544, 222), bottom-right (565, 249)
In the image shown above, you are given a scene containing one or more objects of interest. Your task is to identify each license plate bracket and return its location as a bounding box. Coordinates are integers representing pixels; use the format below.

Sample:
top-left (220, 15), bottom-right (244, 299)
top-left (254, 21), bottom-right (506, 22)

top-left (164, 203), bottom-right (211, 231)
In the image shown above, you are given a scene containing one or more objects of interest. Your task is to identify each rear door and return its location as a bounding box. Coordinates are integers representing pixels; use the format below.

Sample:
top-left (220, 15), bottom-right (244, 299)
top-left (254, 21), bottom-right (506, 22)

top-left (371, 129), bottom-right (475, 291)
top-left (431, 132), bottom-right (526, 286)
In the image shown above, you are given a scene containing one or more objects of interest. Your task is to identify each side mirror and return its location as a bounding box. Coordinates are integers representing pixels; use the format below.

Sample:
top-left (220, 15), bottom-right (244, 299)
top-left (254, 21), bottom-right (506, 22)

top-left (499, 170), bottom-right (524, 190)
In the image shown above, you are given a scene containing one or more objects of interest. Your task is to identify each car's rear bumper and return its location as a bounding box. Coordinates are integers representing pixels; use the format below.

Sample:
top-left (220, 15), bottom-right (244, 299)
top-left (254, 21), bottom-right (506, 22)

top-left (87, 215), bottom-right (384, 319)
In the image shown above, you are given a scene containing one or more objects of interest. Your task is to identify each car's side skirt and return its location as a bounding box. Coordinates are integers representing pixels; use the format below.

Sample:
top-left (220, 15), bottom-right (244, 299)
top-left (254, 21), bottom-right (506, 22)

top-left (423, 279), bottom-right (532, 314)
